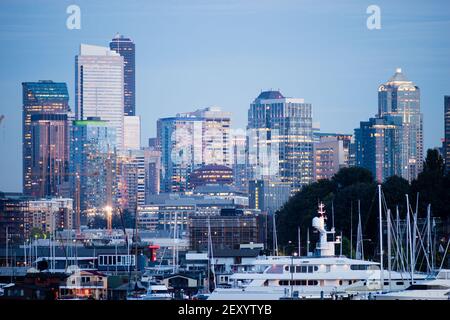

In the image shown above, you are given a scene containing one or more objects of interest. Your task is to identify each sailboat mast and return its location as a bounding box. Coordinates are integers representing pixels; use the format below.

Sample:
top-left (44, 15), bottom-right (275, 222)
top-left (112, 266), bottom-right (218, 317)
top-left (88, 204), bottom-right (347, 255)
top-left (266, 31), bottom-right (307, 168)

top-left (350, 201), bottom-right (353, 259)
top-left (406, 194), bottom-right (414, 283)
top-left (387, 209), bottom-right (392, 292)
top-left (272, 214), bottom-right (278, 256)
top-left (427, 204), bottom-right (431, 274)
top-left (173, 211), bottom-right (177, 273)
top-left (378, 184), bottom-right (384, 291)
top-left (297, 226), bottom-right (301, 256)
top-left (306, 228), bottom-right (310, 256)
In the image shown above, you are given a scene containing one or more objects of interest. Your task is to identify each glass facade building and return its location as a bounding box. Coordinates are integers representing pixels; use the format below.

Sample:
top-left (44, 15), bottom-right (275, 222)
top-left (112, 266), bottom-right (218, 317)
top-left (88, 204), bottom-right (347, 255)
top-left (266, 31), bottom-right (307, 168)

top-left (110, 34), bottom-right (136, 116)
top-left (355, 116), bottom-right (403, 182)
top-left (247, 90), bottom-right (313, 194)
top-left (157, 107), bottom-right (231, 193)
top-left (378, 68), bottom-right (423, 181)
top-left (30, 113), bottom-right (69, 197)
top-left (71, 118), bottom-right (117, 222)
top-left (75, 44), bottom-right (124, 150)
top-left (116, 149), bottom-right (146, 212)
top-left (22, 81), bottom-right (70, 196)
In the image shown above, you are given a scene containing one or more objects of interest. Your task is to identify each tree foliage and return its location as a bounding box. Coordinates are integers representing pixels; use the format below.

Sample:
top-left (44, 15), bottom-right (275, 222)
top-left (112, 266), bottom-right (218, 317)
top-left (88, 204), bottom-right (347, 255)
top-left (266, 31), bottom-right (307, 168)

top-left (276, 149), bottom-right (450, 259)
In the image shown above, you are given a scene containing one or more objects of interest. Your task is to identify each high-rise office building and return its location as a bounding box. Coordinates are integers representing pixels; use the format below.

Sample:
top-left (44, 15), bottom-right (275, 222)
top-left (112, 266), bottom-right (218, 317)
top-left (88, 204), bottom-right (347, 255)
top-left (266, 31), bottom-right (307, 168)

top-left (355, 116), bottom-right (403, 182)
top-left (22, 81), bottom-right (70, 196)
top-left (116, 149), bottom-right (145, 211)
top-left (157, 107), bottom-right (231, 193)
top-left (314, 132), bottom-right (352, 167)
top-left (30, 113), bottom-right (70, 197)
top-left (445, 96), bottom-right (450, 174)
top-left (378, 68), bottom-right (423, 181)
top-left (143, 147), bottom-right (161, 198)
top-left (231, 131), bottom-right (247, 193)
top-left (248, 179), bottom-right (291, 214)
top-left (247, 90), bottom-right (313, 194)
top-left (0, 192), bottom-right (29, 246)
top-left (75, 44), bottom-right (124, 150)
top-left (110, 34), bottom-right (136, 116)
top-left (123, 115), bottom-right (141, 150)
top-left (71, 118), bottom-right (117, 222)
top-left (313, 136), bottom-right (346, 181)
top-left (157, 116), bottom-right (203, 193)
top-left (179, 107), bottom-right (232, 166)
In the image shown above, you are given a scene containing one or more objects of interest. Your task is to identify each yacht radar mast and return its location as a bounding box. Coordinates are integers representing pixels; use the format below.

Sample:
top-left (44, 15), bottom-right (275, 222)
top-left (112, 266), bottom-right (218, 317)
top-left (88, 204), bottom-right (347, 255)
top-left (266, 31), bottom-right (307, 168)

top-left (312, 202), bottom-right (341, 257)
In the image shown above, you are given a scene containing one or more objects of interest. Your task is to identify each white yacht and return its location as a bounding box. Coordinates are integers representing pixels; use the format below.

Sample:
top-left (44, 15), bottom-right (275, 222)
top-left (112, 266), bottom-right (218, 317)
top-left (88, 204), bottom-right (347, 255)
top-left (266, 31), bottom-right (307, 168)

top-left (209, 203), bottom-right (425, 300)
top-left (373, 270), bottom-right (450, 300)
top-left (127, 283), bottom-right (172, 300)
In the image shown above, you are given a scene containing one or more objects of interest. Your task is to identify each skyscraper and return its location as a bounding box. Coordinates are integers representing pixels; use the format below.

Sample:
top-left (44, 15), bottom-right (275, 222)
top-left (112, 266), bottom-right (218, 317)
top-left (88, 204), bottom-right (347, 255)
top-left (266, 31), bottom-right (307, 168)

top-left (71, 118), bottom-right (117, 223)
top-left (30, 113), bottom-right (69, 197)
top-left (157, 116), bottom-right (204, 193)
top-left (157, 107), bottom-right (231, 193)
top-left (75, 44), bottom-right (124, 150)
top-left (116, 149), bottom-right (145, 211)
top-left (378, 68), bottom-right (423, 181)
top-left (123, 115), bottom-right (141, 150)
top-left (110, 34), bottom-right (136, 116)
top-left (143, 147), bottom-right (161, 198)
top-left (445, 96), bottom-right (450, 174)
top-left (179, 107), bottom-right (232, 166)
top-left (354, 116), bottom-right (403, 182)
top-left (313, 136), bottom-right (346, 181)
top-left (231, 130), bottom-right (247, 192)
top-left (22, 81), bottom-right (70, 196)
top-left (247, 90), bottom-right (313, 194)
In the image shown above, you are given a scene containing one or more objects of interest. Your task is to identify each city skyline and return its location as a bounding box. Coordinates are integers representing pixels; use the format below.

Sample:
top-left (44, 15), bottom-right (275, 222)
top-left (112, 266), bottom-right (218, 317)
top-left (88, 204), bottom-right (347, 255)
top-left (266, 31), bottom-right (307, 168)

top-left (1, 0), bottom-right (450, 191)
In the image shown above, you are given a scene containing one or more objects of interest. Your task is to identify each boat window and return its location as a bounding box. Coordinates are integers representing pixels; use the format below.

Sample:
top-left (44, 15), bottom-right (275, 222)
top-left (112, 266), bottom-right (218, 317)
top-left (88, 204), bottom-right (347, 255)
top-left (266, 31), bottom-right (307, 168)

top-left (307, 266), bottom-right (313, 273)
top-left (350, 265), bottom-right (368, 270)
top-left (396, 281), bottom-right (404, 285)
top-left (314, 266), bottom-right (319, 272)
top-left (308, 280), bottom-right (318, 286)
top-left (407, 284), bottom-right (449, 290)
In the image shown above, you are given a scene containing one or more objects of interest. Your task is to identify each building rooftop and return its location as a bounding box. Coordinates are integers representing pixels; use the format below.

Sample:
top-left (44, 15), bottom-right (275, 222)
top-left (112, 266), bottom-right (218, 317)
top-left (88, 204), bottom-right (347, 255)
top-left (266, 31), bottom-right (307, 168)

top-left (256, 90), bottom-right (285, 100)
top-left (388, 67), bottom-right (409, 83)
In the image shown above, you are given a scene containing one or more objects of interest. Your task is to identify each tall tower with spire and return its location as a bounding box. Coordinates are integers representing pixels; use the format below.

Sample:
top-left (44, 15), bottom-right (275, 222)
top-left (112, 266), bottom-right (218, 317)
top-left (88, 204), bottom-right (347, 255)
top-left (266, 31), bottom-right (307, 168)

top-left (378, 68), bottom-right (423, 181)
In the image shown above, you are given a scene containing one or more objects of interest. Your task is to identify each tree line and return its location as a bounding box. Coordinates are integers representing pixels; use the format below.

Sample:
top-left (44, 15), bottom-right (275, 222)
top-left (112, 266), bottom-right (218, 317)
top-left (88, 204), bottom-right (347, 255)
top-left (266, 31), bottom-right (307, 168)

top-left (275, 149), bottom-right (450, 260)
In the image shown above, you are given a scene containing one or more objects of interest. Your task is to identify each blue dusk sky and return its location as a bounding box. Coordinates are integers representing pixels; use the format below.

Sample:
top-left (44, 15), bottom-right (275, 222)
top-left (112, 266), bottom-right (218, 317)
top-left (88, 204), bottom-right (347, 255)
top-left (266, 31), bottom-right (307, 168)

top-left (0, 0), bottom-right (449, 192)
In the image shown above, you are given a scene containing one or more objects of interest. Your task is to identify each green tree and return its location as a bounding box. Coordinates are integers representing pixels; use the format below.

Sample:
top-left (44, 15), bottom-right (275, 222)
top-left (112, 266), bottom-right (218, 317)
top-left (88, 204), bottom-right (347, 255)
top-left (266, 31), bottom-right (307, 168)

top-left (411, 149), bottom-right (450, 219)
top-left (332, 167), bottom-right (374, 189)
top-left (382, 175), bottom-right (411, 216)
